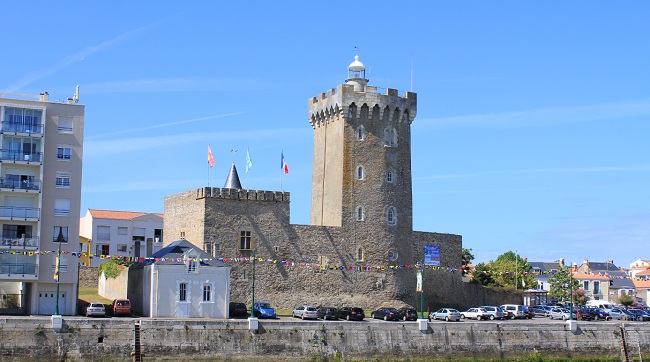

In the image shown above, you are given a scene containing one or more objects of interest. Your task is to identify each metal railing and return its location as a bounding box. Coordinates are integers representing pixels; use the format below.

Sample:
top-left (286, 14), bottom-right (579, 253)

top-left (0, 206), bottom-right (40, 220)
top-left (0, 263), bottom-right (37, 275)
top-left (0, 150), bottom-right (42, 163)
top-left (0, 236), bottom-right (39, 248)
top-left (0, 177), bottom-right (41, 191)
top-left (1, 122), bottom-right (44, 135)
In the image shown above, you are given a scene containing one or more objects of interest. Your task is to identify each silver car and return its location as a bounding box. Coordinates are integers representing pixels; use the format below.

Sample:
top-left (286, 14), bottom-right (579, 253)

top-left (461, 307), bottom-right (490, 320)
top-left (85, 302), bottom-right (106, 317)
top-left (479, 306), bottom-right (506, 320)
top-left (431, 308), bottom-right (461, 322)
top-left (292, 305), bottom-right (318, 320)
top-left (549, 307), bottom-right (576, 320)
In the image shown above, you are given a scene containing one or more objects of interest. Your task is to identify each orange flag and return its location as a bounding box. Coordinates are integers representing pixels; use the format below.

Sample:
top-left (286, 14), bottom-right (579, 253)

top-left (207, 145), bottom-right (215, 168)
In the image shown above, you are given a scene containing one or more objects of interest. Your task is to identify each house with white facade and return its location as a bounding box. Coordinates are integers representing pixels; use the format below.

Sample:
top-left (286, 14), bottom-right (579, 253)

top-left (629, 258), bottom-right (650, 279)
top-left (127, 239), bottom-right (230, 318)
top-left (79, 209), bottom-right (163, 267)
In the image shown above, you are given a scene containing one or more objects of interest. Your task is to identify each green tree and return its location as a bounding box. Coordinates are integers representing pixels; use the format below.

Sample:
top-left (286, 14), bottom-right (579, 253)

top-left (548, 264), bottom-right (580, 302)
top-left (618, 294), bottom-right (634, 308)
top-left (472, 262), bottom-right (494, 286)
top-left (461, 248), bottom-right (475, 276)
top-left (489, 251), bottom-right (537, 291)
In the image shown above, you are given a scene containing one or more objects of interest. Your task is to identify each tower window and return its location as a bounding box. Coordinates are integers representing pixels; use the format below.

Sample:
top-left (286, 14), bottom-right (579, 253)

top-left (357, 125), bottom-right (365, 141)
top-left (356, 206), bottom-right (365, 221)
top-left (384, 128), bottom-right (397, 147)
top-left (356, 246), bottom-right (365, 262)
top-left (386, 207), bottom-right (397, 225)
top-left (386, 170), bottom-right (394, 183)
top-left (388, 250), bottom-right (398, 261)
top-left (239, 230), bottom-right (252, 250)
top-left (356, 166), bottom-right (364, 180)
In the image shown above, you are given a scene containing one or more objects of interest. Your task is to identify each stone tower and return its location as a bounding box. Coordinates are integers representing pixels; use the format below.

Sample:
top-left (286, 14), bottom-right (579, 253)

top-left (308, 55), bottom-right (417, 264)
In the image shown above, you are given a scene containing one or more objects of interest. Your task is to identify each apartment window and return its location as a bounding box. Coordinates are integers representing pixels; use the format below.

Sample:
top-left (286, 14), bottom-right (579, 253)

top-left (583, 281), bottom-right (590, 290)
top-left (594, 281), bottom-right (601, 294)
top-left (55, 172), bottom-right (71, 188)
top-left (53, 226), bottom-right (68, 243)
top-left (356, 125), bottom-right (365, 141)
top-left (179, 282), bottom-right (188, 302)
top-left (97, 244), bottom-right (110, 256)
top-left (187, 258), bottom-right (198, 273)
top-left (54, 199), bottom-right (70, 217)
top-left (239, 230), bottom-right (252, 250)
top-left (118, 227), bottom-right (128, 235)
top-left (356, 206), bottom-right (364, 221)
top-left (386, 170), bottom-right (394, 183)
top-left (57, 146), bottom-right (72, 160)
top-left (202, 284), bottom-right (212, 302)
top-left (58, 117), bottom-right (73, 133)
top-left (117, 244), bottom-right (127, 252)
top-left (386, 207), bottom-right (396, 225)
top-left (80, 243), bottom-right (88, 252)
top-left (97, 226), bottom-right (110, 240)
top-left (356, 166), bottom-right (364, 180)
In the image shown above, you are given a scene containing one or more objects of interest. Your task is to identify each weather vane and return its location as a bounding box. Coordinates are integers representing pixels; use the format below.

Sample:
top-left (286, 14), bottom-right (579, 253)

top-left (229, 146), bottom-right (238, 163)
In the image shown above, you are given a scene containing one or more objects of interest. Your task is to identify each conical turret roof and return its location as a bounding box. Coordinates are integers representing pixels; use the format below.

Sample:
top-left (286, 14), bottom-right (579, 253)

top-left (223, 162), bottom-right (242, 189)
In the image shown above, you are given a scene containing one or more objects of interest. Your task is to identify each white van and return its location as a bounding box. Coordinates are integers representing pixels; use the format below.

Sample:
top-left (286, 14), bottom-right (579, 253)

top-left (500, 304), bottom-right (529, 319)
top-left (585, 300), bottom-right (614, 310)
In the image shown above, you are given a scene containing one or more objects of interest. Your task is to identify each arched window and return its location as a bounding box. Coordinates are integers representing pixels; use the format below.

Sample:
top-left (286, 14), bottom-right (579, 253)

top-left (356, 246), bottom-right (365, 262)
top-left (384, 128), bottom-right (397, 147)
top-left (356, 166), bottom-right (364, 180)
top-left (356, 206), bottom-right (364, 221)
top-left (349, 103), bottom-right (357, 120)
top-left (357, 125), bottom-right (365, 141)
top-left (386, 207), bottom-right (396, 225)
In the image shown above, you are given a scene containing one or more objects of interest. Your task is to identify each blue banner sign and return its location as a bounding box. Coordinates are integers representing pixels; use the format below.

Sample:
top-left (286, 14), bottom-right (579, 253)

top-left (424, 245), bottom-right (440, 266)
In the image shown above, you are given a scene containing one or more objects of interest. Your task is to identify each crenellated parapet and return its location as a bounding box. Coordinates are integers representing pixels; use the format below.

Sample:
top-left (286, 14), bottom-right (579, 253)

top-left (308, 84), bottom-right (417, 129)
top-left (195, 187), bottom-right (290, 202)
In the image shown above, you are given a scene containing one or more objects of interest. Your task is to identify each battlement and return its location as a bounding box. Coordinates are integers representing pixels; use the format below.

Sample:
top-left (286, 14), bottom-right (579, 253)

top-left (308, 84), bottom-right (417, 129)
top-left (195, 187), bottom-right (290, 202)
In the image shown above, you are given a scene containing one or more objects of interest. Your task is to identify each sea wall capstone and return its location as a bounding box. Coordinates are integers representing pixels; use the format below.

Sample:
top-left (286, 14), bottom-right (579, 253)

top-left (0, 317), bottom-right (647, 361)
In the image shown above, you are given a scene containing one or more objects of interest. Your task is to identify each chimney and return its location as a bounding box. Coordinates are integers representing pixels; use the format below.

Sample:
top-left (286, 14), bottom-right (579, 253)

top-left (39, 92), bottom-right (49, 102)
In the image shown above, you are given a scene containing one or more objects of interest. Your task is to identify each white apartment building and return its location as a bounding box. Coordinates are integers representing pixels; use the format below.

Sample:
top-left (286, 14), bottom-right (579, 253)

top-left (0, 90), bottom-right (83, 315)
top-left (79, 209), bottom-right (163, 267)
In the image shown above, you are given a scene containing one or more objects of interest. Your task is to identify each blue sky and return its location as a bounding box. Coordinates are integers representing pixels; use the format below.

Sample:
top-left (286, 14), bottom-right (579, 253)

top-left (3, 1), bottom-right (649, 267)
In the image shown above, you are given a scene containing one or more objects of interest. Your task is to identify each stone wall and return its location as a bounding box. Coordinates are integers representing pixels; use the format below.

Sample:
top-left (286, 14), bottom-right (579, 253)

top-left (78, 266), bottom-right (98, 288)
top-left (0, 317), bottom-right (647, 361)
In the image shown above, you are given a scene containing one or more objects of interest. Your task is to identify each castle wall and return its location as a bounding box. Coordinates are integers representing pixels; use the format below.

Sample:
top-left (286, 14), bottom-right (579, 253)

top-left (163, 189), bottom-right (206, 246)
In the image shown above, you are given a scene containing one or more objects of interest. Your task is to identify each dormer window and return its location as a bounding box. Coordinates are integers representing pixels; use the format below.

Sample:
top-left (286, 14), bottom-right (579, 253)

top-left (186, 257), bottom-right (198, 273)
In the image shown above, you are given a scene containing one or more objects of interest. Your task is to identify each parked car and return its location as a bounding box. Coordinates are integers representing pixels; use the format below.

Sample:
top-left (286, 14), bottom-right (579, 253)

top-left (398, 308), bottom-right (418, 321)
top-left (460, 307), bottom-right (490, 321)
top-left (317, 307), bottom-right (339, 320)
top-left (587, 307), bottom-right (612, 321)
top-left (337, 307), bottom-right (365, 321)
top-left (229, 302), bottom-right (248, 318)
top-left (522, 306), bottom-right (535, 319)
top-left (549, 307), bottom-right (575, 320)
top-left (431, 308), bottom-right (461, 322)
top-left (85, 302), bottom-right (106, 317)
top-left (292, 305), bottom-right (318, 320)
top-left (626, 309), bottom-right (650, 321)
top-left (370, 307), bottom-right (402, 321)
top-left (574, 307), bottom-right (594, 321)
top-left (609, 308), bottom-right (634, 321)
top-left (253, 302), bottom-right (276, 319)
top-left (479, 306), bottom-right (505, 320)
top-left (500, 304), bottom-right (529, 319)
top-left (531, 305), bottom-right (552, 317)
top-left (111, 299), bottom-right (131, 316)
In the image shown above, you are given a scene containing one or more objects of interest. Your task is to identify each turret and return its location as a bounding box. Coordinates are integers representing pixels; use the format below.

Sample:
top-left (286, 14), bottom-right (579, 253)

top-left (345, 55), bottom-right (368, 92)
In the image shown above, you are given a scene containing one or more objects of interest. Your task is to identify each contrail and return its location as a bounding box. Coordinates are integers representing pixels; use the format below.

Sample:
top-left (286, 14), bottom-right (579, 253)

top-left (87, 112), bottom-right (245, 139)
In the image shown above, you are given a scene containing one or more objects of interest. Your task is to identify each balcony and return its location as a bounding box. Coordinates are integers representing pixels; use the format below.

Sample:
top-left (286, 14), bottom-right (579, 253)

top-left (0, 178), bottom-right (40, 192)
top-left (0, 235), bottom-right (39, 249)
top-left (0, 150), bottom-right (43, 164)
top-left (0, 263), bottom-right (38, 279)
top-left (1, 122), bottom-right (44, 136)
top-left (0, 206), bottom-right (40, 221)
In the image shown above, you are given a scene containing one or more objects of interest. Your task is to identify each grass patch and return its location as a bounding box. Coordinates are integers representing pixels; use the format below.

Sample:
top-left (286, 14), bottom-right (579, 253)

top-left (78, 286), bottom-right (112, 304)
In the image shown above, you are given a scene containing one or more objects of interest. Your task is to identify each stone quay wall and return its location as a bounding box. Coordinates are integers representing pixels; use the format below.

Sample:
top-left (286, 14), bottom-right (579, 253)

top-left (0, 317), bottom-right (647, 361)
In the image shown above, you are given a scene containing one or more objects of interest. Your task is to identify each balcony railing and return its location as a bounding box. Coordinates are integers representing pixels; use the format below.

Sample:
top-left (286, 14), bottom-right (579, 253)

top-left (0, 150), bottom-right (42, 163)
top-left (0, 263), bottom-right (37, 276)
top-left (1, 122), bottom-right (44, 135)
top-left (0, 236), bottom-right (39, 248)
top-left (0, 178), bottom-right (41, 191)
top-left (0, 206), bottom-right (40, 220)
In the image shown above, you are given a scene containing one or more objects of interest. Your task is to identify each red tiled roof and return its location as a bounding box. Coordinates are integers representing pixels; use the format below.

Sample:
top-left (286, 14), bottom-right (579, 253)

top-left (633, 280), bottom-right (650, 289)
top-left (88, 209), bottom-right (164, 220)
top-left (636, 270), bottom-right (650, 276)
top-left (571, 273), bottom-right (610, 280)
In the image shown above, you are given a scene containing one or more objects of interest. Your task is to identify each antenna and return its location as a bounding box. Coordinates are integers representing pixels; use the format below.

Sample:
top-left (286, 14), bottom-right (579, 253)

top-left (73, 85), bottom-right (80, 104)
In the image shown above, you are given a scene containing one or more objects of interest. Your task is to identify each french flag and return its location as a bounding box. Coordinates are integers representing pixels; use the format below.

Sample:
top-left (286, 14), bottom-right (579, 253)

top-left (281, 151), bottom-right (289, 174)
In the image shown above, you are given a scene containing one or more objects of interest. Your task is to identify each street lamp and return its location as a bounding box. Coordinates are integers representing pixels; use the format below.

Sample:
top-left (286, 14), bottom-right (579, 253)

top-left (251, 249), bottom-right (256, 317)
top-left (416, 261), bottom-right (423, 318)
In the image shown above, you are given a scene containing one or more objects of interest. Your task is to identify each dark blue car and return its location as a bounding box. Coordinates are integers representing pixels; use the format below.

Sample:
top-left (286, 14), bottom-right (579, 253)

top-left (370, 307), bottom-right (402, 321)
